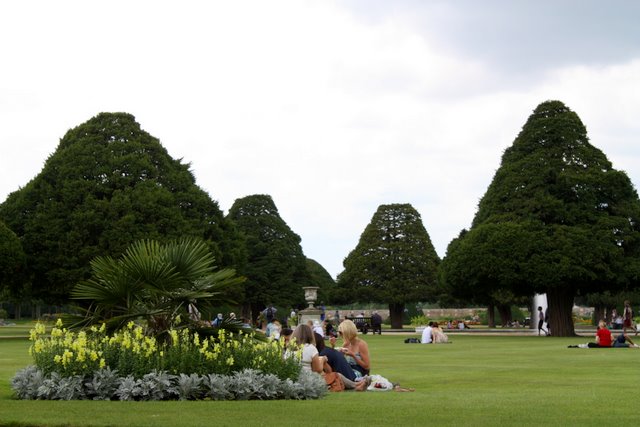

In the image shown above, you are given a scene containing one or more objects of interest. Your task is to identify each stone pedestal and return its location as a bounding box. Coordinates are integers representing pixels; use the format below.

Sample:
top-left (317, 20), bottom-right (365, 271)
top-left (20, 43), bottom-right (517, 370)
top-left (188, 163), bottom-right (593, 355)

top-left (298, 307), bottom-right (322, 326)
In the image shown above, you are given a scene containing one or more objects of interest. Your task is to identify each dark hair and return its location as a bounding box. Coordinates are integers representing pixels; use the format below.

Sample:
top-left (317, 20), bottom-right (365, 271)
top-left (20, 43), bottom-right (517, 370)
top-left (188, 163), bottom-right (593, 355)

top-left (314, 332), bottom-right (325, 351)
top-left (281, 328), bottom-right (293, 337)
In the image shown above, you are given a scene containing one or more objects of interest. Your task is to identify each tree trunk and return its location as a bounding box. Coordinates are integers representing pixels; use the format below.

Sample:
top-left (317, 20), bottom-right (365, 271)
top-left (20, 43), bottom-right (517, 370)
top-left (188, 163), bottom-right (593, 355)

top-left (593, 304), bottom-right (605, 327)
top-left (388, 302), bottom-right (405, 329)
top-left (487, 303), bottom-right (496, 328)
top-left (497, 304), bottom-right (512, 327)
top-left (547, 287), bottom-right (576, 336)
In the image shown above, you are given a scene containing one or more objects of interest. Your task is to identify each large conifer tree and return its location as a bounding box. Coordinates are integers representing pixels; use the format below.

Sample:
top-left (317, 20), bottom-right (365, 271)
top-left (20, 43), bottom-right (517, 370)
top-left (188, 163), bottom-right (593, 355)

top-left (441, 101), bottom-right (640, 336)
top-left (337, 203), bottom-right (440, 328)
top-left (227, 194), bottom-right (310, 319)
top-left (0, 113), bottom-right (244, 304)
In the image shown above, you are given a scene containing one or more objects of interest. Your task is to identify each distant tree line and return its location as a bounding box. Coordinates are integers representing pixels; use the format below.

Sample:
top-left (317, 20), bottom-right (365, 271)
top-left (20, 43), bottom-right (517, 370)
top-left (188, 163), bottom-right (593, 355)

top-left (1, 102), bottom-right (639, 336)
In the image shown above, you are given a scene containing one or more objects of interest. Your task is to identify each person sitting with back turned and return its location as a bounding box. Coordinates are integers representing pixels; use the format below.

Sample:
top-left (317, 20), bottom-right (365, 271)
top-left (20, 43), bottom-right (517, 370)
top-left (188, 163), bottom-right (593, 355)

top-left (289, 324), bottom-right (325, 373)
top-left (431, 322), bottom-right (449, 343)
top-left (421, 322), bottom-right (433, 344)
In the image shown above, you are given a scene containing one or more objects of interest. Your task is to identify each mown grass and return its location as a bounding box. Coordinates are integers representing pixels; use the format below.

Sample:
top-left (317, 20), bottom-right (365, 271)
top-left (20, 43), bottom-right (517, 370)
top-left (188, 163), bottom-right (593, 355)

top-left (0, 331), bottom-right (638, 426)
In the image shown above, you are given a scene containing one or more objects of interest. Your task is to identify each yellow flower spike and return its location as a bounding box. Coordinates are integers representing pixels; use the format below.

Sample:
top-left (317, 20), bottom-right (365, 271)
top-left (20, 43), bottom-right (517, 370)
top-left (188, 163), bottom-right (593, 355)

top-left (226, 356), bottom-right (234, 366)
top-left (54, 355), bottom-right (62, 364)
top-left (134, 326), bottom-right (143, 341)
top-left (99, 323), bottom-right (106, 333)
top-left (55, 318), bottom-right (63, 328)
top-left (90, 325), bottom-right (98, 333)
top-left (127, 321), bottom-right (135, 330)
top-left (29, 329), bottom-right (37, 341)
top-left (99, 358), bottom-right (106, 369)
top-left (193, 332), bottom-right (200, 347)
top-left (90, 351), bottom-right (98, 361)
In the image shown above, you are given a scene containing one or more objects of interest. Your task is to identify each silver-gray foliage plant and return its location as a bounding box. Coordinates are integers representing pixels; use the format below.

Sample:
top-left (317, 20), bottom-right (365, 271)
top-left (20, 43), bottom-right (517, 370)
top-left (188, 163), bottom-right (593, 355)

top-left (12, 367), bottom-right (326, 401)
top-left (84, 367), bottom-right (120, 400)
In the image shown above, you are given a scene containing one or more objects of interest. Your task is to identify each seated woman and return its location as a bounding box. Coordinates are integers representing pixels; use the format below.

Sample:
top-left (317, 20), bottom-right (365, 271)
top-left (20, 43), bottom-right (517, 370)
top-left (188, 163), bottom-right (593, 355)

top-left (432, 322), bottom-right (449, 343)
top-left (330, 319), bottom-right (370, 378)
top-left (289, 324), bottom-right (326, 373)
top-left (569, 320), bottom-right (613, 348)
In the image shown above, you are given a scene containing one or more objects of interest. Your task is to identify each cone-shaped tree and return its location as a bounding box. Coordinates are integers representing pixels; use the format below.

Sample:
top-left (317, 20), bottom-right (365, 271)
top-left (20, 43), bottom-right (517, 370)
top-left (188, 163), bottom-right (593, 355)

top-left (337, 203), bottom-right (440, 329)
top-left (227, 195), bottom-right (310, 320)
top-left (0, 113), bottom-right (244, 304)
top-left (441, 101), bottom-right (640, 336)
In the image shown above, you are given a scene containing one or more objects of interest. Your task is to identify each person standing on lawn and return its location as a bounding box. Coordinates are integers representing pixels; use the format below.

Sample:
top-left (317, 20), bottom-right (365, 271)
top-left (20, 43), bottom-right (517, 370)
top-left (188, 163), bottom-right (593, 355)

top-left (537, 306), bottom-right (549, 336)
top-left (623, 300), bottom-right (636, 335)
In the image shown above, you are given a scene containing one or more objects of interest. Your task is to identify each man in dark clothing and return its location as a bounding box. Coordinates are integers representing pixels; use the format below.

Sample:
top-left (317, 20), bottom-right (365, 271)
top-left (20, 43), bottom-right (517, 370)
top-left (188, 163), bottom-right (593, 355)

top-left (371, 311), bottom-right (382, 335)
top-left (314, 332), bottom-right (357, 382)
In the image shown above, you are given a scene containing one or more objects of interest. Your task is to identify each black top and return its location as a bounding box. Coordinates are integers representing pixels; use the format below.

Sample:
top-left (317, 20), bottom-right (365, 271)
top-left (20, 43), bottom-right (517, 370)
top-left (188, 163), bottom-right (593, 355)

top-left (320, 347), bottom-right (357, 381)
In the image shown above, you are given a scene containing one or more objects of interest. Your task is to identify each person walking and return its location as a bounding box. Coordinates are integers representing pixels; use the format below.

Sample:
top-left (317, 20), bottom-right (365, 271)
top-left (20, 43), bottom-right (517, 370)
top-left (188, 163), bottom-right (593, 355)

top-left (537, 306), bottom-right (549, 336)
top-left (623, 300), bottom-right (637, 335)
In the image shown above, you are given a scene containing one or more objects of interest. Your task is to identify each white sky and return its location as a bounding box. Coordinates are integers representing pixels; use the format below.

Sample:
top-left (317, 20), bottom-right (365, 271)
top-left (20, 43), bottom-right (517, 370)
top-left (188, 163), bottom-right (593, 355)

top-left (1, 1), bottom-right (639, 279)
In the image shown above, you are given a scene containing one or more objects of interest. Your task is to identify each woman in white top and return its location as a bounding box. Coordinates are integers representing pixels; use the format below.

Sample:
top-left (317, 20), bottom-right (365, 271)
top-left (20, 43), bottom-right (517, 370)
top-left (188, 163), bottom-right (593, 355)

top-left (290, 324), bottom-right (325, 373)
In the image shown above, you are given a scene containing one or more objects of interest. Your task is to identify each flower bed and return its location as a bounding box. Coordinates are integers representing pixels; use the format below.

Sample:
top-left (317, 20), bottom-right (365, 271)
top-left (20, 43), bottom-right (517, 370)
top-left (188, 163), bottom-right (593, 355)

top-left (13, 320), bottom-right (326, 400)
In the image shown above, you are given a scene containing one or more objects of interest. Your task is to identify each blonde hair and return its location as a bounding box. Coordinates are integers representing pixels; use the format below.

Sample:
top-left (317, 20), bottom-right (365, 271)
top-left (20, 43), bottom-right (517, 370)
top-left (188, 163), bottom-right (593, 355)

top-left (598, 320), bottom-right (607, 329)
top-left (338, 319), bottom-right (358, 341)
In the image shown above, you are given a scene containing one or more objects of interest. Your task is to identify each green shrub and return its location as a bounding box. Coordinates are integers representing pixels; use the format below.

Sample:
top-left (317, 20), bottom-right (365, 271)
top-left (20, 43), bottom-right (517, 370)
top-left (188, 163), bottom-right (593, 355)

top-left (28, 320), bottom-right (300, 380)
top-left (410, 315), bottom-right (429, 326)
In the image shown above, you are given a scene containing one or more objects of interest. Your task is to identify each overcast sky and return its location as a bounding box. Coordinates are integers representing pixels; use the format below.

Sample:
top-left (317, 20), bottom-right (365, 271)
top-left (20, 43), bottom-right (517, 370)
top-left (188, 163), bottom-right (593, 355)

top-left (1, 1), bottom-right (639, 279)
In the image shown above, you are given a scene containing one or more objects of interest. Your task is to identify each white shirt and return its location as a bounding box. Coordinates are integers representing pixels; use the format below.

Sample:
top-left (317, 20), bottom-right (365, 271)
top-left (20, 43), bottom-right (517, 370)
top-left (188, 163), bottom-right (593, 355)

top-left (421, 326), bottom-right (433, 344)
top-left (301, 343), bottom-right (319, 371)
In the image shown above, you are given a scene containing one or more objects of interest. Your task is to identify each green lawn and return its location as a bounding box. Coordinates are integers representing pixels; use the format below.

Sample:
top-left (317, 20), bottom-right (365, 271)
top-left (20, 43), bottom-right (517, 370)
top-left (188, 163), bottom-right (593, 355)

top-left (0, 332), bottom-right (638, 426)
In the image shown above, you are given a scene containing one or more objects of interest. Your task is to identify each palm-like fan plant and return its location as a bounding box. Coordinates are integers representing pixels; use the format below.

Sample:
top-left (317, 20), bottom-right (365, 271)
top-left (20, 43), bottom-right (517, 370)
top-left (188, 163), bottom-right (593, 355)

top-left (65, 238), bottom-right (246, 341)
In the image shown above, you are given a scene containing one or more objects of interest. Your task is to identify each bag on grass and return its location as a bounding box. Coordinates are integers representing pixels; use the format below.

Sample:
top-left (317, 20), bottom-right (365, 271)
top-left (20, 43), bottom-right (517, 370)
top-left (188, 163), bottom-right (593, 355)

top-left (324, 372), bottom-right (345, 392)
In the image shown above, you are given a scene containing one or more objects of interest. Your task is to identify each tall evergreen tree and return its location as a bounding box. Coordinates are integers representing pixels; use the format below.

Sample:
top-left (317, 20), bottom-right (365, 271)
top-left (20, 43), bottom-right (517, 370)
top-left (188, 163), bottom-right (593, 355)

top-left (0, 113), bottom-right (244, 304)
top-left (227, 195), bottom-right (310, 319)
top-left (337, 203), bottom-right (440, 328)
top-left (441, 101), bottom-right (640, 336)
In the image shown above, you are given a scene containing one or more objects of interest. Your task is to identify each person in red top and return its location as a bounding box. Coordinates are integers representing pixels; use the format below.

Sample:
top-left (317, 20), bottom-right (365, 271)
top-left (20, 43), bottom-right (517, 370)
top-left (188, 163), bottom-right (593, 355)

top-left (585, 320), bottom-right (612, 348)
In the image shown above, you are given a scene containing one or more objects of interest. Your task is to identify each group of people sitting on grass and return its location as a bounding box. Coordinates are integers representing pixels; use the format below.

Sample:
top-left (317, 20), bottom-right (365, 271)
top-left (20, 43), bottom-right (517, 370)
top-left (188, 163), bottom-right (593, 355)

top-left (568, 320), bottom-right (639, 348)
top-left (283, 319), bottom-right (413, 392)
